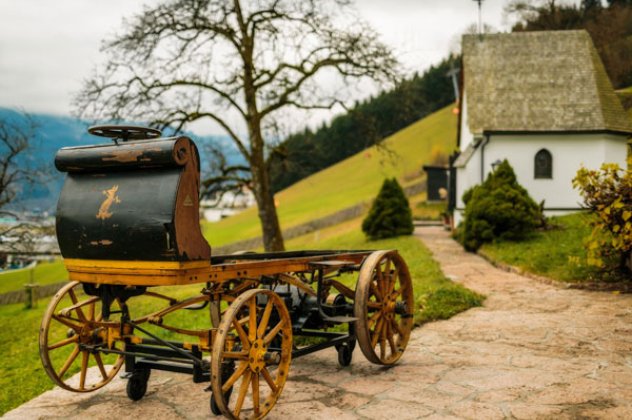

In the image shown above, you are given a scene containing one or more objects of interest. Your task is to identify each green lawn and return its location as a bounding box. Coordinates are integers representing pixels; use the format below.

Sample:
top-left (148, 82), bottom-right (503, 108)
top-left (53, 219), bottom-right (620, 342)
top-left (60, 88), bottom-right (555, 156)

top-left (0, 260), bottom-right (69, 294)
top-left (202, 105), bottom-right (458, 246)
top-left (479, 212), bottom-right (606, 282)
top-left (0, 281), bottom-right (208, 415)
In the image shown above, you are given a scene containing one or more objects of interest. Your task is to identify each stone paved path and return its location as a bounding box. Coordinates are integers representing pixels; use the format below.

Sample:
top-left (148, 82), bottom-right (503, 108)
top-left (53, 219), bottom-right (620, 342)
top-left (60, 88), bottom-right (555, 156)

top-left (6, 227), bottom-right (632, 419)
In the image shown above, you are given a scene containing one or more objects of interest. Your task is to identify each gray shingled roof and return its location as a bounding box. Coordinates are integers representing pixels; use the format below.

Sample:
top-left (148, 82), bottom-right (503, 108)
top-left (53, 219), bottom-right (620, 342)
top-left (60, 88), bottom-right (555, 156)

top-left (463, 30), bottom-right (632, 135)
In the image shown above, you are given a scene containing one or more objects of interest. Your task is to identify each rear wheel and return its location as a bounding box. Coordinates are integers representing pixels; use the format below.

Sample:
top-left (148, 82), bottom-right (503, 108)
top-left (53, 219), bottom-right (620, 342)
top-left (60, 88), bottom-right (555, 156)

top-left (354, 251), bottom-right (414, 365)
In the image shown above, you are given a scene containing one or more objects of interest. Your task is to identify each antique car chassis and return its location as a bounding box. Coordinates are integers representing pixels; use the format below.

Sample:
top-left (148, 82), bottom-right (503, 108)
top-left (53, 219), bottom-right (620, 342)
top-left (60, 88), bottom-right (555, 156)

top-left (39, 126), bottom-right (414, 420)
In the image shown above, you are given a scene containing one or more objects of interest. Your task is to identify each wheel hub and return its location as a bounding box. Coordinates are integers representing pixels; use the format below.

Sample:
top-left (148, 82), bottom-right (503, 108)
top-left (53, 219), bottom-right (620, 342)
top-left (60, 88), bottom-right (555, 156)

top-left (248, 338), bottom-right (267, 372)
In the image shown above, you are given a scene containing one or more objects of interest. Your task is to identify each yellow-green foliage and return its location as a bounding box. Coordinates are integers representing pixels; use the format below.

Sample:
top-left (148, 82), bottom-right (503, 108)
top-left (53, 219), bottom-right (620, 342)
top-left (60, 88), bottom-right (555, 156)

top-left (203, 105), bottom-right (457, 246)
top-left (573, 159), bottom-right (632, 269)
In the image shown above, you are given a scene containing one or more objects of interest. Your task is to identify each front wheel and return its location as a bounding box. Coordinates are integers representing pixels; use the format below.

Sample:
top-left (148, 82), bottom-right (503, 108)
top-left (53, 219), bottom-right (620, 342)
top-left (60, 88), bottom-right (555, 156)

top-left (211, 289), bottom-right (292, 419)
top-left (39, 281), bottom-right (125, 392)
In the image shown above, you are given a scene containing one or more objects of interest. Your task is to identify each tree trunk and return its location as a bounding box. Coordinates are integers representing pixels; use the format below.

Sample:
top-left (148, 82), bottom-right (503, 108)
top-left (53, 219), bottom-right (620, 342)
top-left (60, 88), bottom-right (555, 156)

top-left (247, 112), bottom-right (285, 252)
top-left (250, 147), bottom-right (285, 252)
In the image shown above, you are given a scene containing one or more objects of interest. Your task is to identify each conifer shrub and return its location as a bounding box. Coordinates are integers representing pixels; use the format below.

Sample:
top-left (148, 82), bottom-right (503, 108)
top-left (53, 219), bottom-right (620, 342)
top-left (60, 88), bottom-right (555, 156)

top-left (461, 160), bottom-right (542, 251)
top-left (362, 178), bottom-right (414, 240)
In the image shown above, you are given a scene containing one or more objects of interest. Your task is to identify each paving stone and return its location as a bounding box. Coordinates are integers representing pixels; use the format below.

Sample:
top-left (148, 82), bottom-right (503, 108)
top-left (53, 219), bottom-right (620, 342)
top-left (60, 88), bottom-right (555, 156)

top-left (355, 399), bottom-right (433, 419)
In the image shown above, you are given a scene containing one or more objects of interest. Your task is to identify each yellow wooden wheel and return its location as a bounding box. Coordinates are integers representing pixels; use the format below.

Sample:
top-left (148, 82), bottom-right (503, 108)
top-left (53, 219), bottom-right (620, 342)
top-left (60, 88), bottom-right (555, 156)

top-left (39, 281), bottom-right (125, 392)
top-left (211, 289), bottom-right (292, 419)
top-left (354, 250), bottom-right (414, 365)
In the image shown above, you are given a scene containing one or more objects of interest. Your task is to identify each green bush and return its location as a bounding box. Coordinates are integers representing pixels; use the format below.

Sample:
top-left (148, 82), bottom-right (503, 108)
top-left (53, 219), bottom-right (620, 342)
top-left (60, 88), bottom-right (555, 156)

top-left (362, 178), bottom-right (414, 240)
top-left (461, 160), bottom-right (542, 251)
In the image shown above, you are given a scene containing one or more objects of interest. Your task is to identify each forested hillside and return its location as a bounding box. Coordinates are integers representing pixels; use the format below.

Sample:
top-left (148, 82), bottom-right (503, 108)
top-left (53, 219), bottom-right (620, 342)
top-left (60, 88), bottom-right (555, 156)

top-left (268, 56), bottom-right (457, 192)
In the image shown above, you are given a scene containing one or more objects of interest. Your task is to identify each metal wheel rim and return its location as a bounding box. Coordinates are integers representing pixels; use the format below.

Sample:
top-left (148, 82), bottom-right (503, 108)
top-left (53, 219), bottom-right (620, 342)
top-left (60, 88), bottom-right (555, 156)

top-left (211, 289), bottom-right (292, 420)
top-left (354, 250), bottom-right (414, 365)
top-left (39, 281), bottom-right (125, 392)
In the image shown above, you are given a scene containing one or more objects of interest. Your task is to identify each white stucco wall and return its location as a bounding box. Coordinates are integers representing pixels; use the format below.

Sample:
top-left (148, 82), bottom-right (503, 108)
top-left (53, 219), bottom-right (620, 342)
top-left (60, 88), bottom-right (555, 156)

top-left (454, 132), bottom-right (630, 225)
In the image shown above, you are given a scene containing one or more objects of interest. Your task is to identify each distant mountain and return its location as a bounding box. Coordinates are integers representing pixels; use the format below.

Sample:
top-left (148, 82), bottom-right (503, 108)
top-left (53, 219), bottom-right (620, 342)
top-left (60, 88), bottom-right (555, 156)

top-left (0, 108), bottom-right (241, 213)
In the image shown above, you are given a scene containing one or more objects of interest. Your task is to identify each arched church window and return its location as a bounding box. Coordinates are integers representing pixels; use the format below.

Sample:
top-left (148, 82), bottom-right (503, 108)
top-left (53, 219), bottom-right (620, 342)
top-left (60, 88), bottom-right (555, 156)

top-left (534, 149), bottom-right (552, 179)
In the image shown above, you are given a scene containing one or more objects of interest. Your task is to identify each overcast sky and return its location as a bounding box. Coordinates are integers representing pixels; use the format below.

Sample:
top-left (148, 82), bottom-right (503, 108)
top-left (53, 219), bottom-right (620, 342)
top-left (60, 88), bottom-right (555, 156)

top-left (0, 0), bottom-right (574, 135)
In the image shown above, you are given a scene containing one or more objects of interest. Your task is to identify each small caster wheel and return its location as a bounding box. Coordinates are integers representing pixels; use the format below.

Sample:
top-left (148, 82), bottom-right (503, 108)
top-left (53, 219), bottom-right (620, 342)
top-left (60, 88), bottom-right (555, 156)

top-left (337, 344), bottom-right (353, 367)
top-left (210, 388), bottom-right (233, 415)
top-left (126, 369), bottom-right (150, 401)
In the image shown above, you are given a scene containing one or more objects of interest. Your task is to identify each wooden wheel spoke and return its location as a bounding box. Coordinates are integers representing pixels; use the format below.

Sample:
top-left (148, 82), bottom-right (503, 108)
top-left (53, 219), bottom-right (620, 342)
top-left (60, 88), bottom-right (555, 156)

top-left (257, 300), bottom-right (274, 339)
top-left (248, 298), bottom-right (257, 341)
top-left (371, 318), bottom-right (383, 348)
top-left (67, 289), bottom-right (87, 322)
top-left (368, 311), bottom-right (382, 329)
top-left (222, 351), bottom-right (249, 360)
top-left (384, 259), bottom-right (392, 282)
top-left (48, 335), bottom-right (78, 351)
top-left (369, 281), bottom-right (383, 302)
top-left (379, 330), bottom-right (387, 361)
top-left (388, 268), bottom-right (400, 295)
top-left (233, 318), bottom-right (250, 348)
top-left (233, 367), bottom-right (252, 417)
top-left (263, 321), bottom-right (284, 346)
top-left (375, 266), bottom-right (385, 296)
top-left (52, 314), bottom-right (82, 331)
top-left (222, 361), bottom-right (248, 393)
top-left (390, 318), bottom-right (404, 337)
top-left (261, 367), bottom-right (278, 393)
top-left (93, 353), bottom-right (108, 380)
top-left (367, 301), bottom-right (382, 310)
top-left (79, 351), bottom-right (89, 390)
top-left (252, 371), bottom-right (260, 416)
top-left (386, 322), bottom-right (397, 355)
top-left (58, 345), bottom-right (80, 378)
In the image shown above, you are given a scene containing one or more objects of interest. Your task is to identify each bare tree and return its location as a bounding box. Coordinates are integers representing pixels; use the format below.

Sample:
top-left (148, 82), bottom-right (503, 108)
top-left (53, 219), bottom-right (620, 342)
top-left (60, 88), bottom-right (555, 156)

top-left (0, 113), bottom-right (38, 214)
top-left (0, 113), bottom-right (44, 256)
top-left (75, 0), bottom-right (399, 251)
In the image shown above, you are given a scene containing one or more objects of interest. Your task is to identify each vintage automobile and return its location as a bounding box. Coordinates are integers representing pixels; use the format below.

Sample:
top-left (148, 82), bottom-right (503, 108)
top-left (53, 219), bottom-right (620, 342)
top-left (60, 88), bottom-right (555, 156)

top-left (39, 126), bottom-right (414, 419)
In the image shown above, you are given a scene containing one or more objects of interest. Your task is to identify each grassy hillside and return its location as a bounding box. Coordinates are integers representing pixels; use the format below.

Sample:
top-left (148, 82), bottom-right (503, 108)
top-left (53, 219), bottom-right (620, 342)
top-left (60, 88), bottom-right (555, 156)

top-left (203, 104), bottom-right (457, 246)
